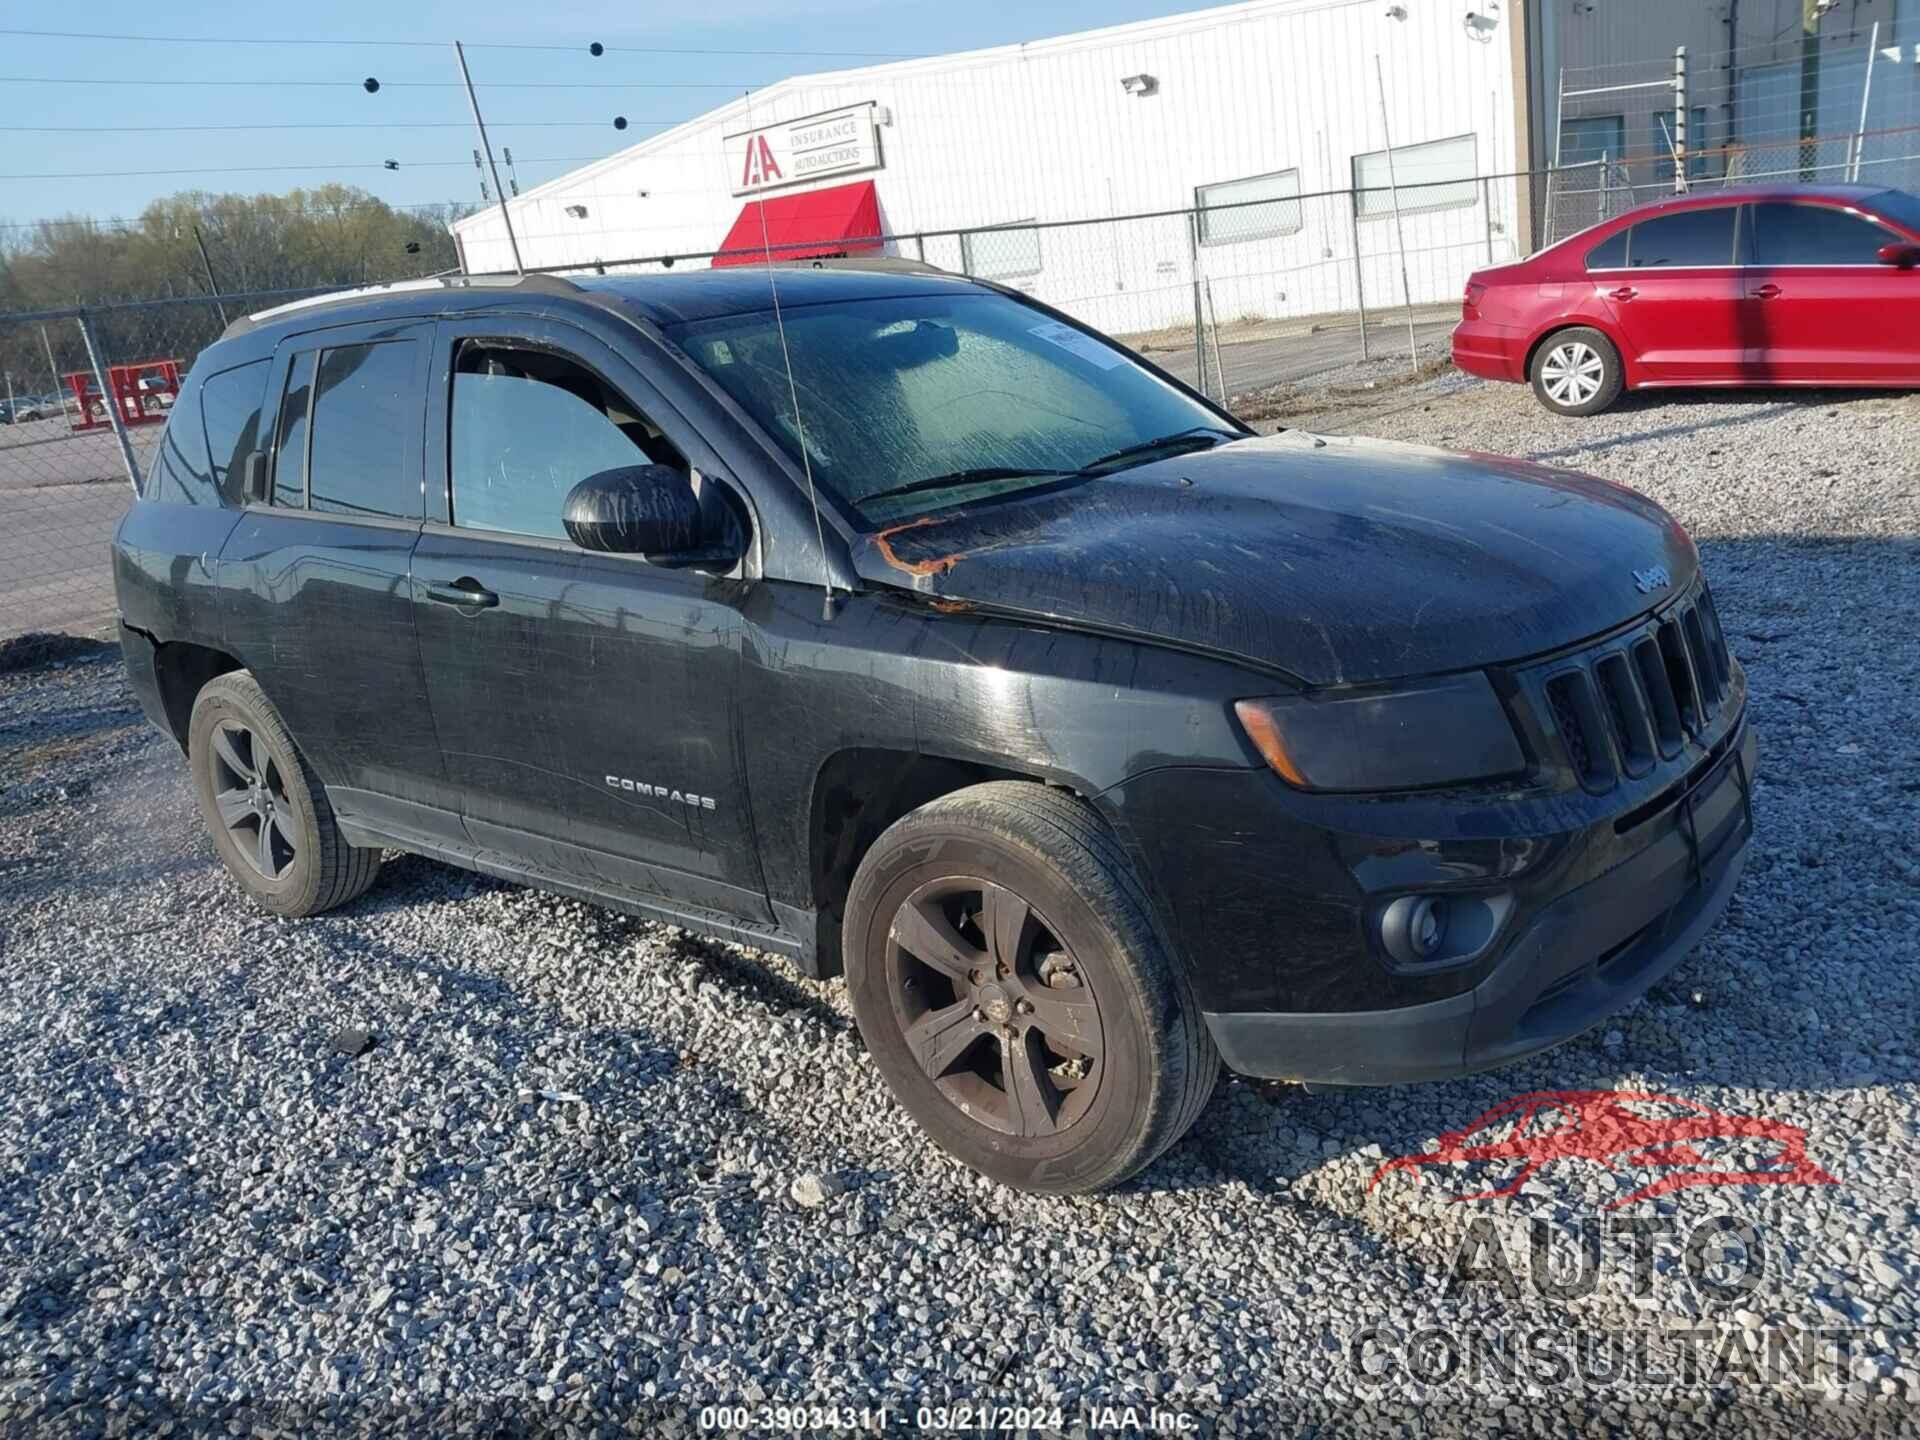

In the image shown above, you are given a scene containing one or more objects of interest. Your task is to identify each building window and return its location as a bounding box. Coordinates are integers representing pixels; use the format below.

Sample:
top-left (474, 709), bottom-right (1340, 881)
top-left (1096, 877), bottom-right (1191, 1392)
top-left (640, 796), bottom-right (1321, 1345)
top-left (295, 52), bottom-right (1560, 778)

top-left (1196, 168), bottom-right (1303, 245)
top-left (1558, 115), bottom-right (1625, 167)
top-left (1352, 133), bottom-right (1477, 219)
top-left (961, 223), bottom-right (1042, 281)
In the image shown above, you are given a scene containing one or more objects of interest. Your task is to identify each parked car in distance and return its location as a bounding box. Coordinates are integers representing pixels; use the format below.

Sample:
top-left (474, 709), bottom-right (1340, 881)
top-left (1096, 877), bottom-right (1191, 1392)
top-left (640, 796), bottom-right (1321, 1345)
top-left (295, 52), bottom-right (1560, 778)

top-left (114, 267), bottom-right (1753, 1193)
top-left (0, 396), bottom-right (53, 423)
top-left (1454, 184), bottom-right (1920, 414)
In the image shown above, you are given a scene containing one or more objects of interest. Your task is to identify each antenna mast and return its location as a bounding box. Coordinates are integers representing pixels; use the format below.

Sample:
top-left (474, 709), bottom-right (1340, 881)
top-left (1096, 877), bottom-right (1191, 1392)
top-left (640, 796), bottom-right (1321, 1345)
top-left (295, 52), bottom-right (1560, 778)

top-left (744, 88), bottom-right (838, 621)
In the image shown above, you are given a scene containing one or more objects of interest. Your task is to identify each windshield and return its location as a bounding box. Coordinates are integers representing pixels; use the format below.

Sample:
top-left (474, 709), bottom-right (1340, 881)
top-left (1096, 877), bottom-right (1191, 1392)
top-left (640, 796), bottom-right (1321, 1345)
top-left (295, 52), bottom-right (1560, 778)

top-left (668, 291), bottom-right (1235, 527)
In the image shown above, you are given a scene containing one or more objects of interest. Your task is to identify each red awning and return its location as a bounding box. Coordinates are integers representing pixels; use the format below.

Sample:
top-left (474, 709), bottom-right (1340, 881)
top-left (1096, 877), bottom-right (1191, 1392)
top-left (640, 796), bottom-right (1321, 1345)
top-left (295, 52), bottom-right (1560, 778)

top-left (710, 180), bottom-right (882, 268)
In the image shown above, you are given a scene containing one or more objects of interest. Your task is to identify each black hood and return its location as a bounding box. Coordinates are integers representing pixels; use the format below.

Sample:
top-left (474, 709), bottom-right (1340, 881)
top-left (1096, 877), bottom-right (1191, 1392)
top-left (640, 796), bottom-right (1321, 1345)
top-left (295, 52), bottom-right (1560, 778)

top-left (852, 432), bottom-right (1697, 687)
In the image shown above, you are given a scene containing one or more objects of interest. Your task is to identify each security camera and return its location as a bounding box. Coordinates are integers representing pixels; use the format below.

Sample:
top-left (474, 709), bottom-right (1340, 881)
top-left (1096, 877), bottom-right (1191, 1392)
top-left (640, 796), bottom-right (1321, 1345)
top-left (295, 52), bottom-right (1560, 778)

top-left (1384, 4), bottom-right (1407, 17)
top-left (1119, 73), bottom-right (1159, 96)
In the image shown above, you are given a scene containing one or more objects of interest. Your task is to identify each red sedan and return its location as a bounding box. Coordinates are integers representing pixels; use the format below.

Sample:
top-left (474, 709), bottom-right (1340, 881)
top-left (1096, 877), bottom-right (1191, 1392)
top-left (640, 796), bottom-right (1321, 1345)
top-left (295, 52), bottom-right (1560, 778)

top-left (1453, 184), bottom-right (1920, 415)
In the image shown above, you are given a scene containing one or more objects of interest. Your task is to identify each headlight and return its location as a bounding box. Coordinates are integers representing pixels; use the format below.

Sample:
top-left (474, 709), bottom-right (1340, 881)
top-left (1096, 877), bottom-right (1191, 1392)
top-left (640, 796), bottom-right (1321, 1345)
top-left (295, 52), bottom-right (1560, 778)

top-left (1234, 673), bottom-right (1526, 792)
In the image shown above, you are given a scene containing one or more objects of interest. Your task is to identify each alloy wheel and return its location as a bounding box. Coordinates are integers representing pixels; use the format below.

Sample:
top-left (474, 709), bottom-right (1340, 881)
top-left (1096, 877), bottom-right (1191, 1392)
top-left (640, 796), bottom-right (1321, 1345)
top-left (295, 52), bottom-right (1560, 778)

top-left (885, 877), bottom-right (1105, 1137)
top-left (1541, 340), bottom-right (1605, 407)
top-left (208, 721), bottom-right (296, 880)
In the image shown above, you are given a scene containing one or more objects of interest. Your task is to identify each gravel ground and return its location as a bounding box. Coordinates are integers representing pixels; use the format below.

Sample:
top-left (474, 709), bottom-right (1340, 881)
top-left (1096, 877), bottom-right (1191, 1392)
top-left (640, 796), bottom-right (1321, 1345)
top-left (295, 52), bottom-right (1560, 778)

top-left (2, 372), bottom-right (1916, 1436)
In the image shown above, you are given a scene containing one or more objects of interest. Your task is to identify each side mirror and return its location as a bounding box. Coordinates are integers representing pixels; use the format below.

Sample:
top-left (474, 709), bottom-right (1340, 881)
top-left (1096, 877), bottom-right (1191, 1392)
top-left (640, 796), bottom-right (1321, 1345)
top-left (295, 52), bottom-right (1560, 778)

top-left (243, 450), bottom-right (270, 503)
top-left (562, 464), bottom-right (745, 568)
top-left (1877, 242), bottom-right (1920, 269)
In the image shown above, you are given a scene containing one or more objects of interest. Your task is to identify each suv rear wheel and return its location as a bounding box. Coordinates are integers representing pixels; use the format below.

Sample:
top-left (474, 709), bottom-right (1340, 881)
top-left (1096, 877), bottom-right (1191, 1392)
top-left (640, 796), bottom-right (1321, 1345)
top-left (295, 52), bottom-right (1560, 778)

top-left (843, 782), bottom-right (1218, 1194)
top-left (1530, 327), bottom-right (1624, 416)
top-left (187, 671), bottom-right (382, 917)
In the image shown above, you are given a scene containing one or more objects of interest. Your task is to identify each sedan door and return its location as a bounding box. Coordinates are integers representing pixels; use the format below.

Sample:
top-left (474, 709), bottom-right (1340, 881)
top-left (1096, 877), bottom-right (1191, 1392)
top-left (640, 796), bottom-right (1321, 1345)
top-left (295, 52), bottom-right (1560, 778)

top-left (1597, 205), bottom-right (1746, 383)
top-left (1740, 200), bottom-right (1920, 384)
top-left (216, 318), bottom-right (463, 843)
top-left (411, 315), bottom-right (771, 924)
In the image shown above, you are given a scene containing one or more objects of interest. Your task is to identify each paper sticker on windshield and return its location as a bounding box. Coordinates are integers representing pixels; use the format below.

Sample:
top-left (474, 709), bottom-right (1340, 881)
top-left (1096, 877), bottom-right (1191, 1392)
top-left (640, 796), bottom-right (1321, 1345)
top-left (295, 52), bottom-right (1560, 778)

top-left (1028, 321), bottom-right (1125, 370)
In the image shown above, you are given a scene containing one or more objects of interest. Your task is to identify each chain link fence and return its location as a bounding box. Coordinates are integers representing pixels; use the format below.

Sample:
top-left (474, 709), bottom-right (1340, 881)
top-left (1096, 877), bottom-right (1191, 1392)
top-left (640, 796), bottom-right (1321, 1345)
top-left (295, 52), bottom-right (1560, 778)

top-left (1544, 19), bottom-right (1920, 245)
top-left (1, 166), bottom-right (1566, 643)
top-left (0, 292), bottom-right (328, 643)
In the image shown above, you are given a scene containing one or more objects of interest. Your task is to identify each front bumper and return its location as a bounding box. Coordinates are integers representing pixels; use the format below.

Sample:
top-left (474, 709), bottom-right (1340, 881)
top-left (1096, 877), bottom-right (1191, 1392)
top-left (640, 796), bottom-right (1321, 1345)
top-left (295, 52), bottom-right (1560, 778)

top-left (1201, 723), bottom-right (1755, 1085)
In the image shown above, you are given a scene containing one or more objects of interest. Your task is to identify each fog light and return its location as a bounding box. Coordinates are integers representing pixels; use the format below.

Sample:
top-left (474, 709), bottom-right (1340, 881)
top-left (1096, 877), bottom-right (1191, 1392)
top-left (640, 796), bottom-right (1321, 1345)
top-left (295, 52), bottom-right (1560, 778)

top-left (1382, 895), bottom-right (1450, 965)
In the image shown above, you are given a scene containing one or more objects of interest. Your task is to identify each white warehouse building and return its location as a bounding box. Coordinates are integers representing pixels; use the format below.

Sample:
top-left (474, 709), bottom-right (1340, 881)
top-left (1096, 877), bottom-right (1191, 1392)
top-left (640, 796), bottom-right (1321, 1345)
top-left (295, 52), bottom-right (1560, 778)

top-left (451, 0), bottom-right (1537, 339)
top-left (449, 0), bottom-right (1910, 340)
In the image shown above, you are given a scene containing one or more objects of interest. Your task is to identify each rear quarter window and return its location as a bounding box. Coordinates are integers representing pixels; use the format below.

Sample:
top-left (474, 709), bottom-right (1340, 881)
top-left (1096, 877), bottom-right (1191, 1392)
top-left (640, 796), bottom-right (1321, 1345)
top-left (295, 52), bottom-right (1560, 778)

top-left (200, 358), bottom-right (269, 506)
top-left (1585, 228), bottom-right (1629, 269)
top-left (145, 357), bottom-right (267, 507)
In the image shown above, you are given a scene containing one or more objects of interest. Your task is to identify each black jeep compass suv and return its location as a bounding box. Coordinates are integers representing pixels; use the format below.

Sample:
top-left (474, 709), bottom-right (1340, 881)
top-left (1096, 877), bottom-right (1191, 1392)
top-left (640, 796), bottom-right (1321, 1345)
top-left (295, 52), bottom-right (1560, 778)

top-left (113, 266), bottom-right (1754, 1194)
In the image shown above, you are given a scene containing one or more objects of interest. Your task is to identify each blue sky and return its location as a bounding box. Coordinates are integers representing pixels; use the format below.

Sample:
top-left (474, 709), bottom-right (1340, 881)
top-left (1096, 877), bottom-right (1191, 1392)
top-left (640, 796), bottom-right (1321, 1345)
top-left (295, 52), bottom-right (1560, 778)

top-left (3, 0), bottom-right (1220, 230)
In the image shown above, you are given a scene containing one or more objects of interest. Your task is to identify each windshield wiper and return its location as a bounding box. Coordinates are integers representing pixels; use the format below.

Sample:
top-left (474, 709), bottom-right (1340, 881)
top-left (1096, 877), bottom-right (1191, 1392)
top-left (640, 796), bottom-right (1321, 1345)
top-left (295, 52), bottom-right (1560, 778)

top-left (858, 467), bottom-right (1074, 507)
top-left (1076, 427), bottom-right (1238, 475)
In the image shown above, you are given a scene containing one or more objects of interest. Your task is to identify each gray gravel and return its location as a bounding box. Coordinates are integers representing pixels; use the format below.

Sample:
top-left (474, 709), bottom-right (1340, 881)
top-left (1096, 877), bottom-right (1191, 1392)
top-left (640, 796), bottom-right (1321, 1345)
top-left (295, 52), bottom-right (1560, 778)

top-left (1, 374), bottom-right (1916, 1436)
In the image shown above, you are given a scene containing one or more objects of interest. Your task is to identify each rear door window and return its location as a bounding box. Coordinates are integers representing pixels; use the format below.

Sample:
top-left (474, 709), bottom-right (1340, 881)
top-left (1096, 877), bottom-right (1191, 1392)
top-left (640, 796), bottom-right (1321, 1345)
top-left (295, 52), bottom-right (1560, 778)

top-left (1749, 202), bottom-right (1898, 264)
top-left (307, 341), bottom-right (423, 519)
top-left (1628, 207), bottom-right (1737, 267)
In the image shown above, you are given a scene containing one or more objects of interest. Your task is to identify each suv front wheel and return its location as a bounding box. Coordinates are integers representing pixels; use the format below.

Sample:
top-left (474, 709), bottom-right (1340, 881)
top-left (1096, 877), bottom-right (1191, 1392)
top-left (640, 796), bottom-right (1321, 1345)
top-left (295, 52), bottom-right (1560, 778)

top-left (187, 671), bottom-right (382, 917)
top-left (844, 782), bottom-right (1218, 1194)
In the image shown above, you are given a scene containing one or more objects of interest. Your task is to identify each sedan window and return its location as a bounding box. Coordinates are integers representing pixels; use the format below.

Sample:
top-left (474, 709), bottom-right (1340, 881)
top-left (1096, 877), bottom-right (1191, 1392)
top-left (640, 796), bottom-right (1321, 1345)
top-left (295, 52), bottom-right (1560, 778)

top-left (1585, 229), bottom-right (1629, 269)
top-left (1628, 207), bottom-right (1737, 267)
top-left (1749, 202), bottom-right (1898, 265)
top-left (670, 292), bottom-right (1233, 528)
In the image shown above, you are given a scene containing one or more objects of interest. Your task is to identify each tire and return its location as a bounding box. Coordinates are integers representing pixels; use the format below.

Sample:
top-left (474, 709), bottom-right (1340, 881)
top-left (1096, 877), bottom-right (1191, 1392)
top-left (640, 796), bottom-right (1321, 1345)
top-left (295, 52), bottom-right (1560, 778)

top-left (187, 670), bottom-right (382, 918)
top-left (843, 781), bottom-right (1219, 1194)
top-left (1530, 327), bottom-right (1624, 416)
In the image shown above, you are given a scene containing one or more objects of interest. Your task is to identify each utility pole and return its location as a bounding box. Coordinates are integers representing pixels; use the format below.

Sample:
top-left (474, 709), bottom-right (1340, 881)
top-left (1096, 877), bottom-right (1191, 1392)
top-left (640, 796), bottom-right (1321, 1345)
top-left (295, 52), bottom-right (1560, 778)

top-left (453, 41), bottom-right (524, 275)
top-left (191, 224), bottom-right (228, 326)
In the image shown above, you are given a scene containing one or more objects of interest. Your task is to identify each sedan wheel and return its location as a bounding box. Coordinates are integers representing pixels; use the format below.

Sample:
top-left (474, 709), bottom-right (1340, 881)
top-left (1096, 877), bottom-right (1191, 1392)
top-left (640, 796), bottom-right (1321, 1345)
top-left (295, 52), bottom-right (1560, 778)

top-left (1529, 326), bottom-right (1623, 416)
top-left (1541, 341), bottom-right (1605, 406)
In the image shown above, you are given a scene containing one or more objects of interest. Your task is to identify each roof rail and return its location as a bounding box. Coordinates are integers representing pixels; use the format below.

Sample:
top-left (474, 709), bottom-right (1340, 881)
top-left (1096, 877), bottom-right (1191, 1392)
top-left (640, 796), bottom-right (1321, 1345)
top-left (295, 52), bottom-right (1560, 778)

top-left (231, 272), bottom-right (583, 334)
top-left (774, 255), bottom-right (953, 277)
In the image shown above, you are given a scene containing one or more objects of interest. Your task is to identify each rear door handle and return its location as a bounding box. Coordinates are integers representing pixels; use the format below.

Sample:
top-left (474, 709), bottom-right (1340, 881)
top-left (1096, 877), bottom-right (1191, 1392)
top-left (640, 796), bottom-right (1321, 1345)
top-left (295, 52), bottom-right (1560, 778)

top-left (1750, 283), bottom-right (1782, 299)
top-left (425, 576), bottom-right (499, 609)
top-left (1608, 286), bottom-right (1637, 301)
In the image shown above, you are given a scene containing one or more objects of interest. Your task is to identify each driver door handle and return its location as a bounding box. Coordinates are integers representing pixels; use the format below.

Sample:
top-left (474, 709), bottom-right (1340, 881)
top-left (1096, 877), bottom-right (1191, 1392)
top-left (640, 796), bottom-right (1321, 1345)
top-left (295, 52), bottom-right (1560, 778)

top-left (1750, 283), bottom-right (1782, 299)
top-left (425, 577), bottom-right (499, 609)
top-left (1608, 286), bottom-right (1637, 301)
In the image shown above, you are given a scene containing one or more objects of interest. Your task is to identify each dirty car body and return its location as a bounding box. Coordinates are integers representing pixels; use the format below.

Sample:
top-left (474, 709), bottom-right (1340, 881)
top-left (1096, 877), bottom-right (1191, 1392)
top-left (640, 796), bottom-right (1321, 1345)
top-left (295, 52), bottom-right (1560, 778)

top-left (113, 266), bottom-right (1753, 1116)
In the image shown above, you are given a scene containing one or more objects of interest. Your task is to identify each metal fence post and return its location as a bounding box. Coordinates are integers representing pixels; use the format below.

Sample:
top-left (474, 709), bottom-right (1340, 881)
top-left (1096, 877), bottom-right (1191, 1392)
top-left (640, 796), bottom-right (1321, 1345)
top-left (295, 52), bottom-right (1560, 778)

top-left (1346, 198), bottom-right (1371, 362)
top-left (1186, 210), bottom-right (1208, 398)
top-left (1851, 22), bottom-right (1880, 182)
top-left (1673, 46), bottom-right (1688, 194)
top-left (1483, 176), bottom-right (1495, 264)
top-left (76, 312), bottom-right (143, 493)
top-left (1372, 55), bottom-right (1420, 376)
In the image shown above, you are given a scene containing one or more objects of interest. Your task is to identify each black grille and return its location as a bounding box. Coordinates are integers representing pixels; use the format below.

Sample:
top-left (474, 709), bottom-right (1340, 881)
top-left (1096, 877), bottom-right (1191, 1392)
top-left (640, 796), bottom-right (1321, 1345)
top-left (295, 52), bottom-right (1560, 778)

top-left (1522, 581), bottom-right (1737, 794)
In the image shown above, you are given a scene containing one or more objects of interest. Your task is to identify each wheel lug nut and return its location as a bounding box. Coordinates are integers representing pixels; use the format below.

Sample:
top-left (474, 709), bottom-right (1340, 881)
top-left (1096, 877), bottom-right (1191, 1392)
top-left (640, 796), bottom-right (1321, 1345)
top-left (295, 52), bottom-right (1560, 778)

top-left (1016, 999), bottom-right (1033, 1015)
top-left (972, 1007), bottom-right (985, 1022)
